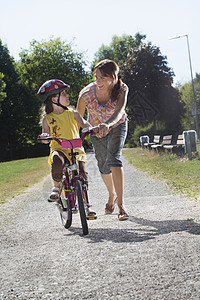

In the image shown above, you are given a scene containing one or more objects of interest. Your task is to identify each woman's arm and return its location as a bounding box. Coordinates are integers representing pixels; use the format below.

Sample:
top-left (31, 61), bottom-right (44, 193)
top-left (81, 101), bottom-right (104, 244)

top-left (98, 89), bottom-right (128, 136)
top-left (76, 96), bottom-right (87, 118)
top-left (74, 97), bottom-right (88, 128)
top-left (105, 89), bottom-right (128, 126)
top-left (74, 111), bottom-right (92, 129)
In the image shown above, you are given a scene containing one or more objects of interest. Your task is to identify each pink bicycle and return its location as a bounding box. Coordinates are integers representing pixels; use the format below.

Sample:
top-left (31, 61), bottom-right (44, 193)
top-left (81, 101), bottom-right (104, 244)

top-left (38, 129), bottom-right (95, 235)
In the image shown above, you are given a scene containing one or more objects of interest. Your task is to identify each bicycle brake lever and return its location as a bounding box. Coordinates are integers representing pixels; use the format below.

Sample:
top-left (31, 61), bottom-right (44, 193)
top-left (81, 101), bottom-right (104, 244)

top-left (37, 136), bottom-right (53, 141)
top-left (82, 127), bottom-right (94, 135)
top-left (82, 127), bottom-right (89, 133)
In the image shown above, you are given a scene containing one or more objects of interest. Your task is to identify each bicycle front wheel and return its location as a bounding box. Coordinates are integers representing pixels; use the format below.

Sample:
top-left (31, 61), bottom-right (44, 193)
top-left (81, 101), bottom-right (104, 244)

top-left (59, 198), bottom-right (72, 229)
top-left (75, 180), bottom-right (88, 235)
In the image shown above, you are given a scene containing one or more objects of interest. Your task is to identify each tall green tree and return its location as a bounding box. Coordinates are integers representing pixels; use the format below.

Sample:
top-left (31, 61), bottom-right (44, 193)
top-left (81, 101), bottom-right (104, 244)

top-left (0, 72), bottom-right (6, 110)
top-left (19, 38), bottom-right (89, 107)
top-left (92, 33), bottom-right (146, 68)
top-left (120, 43), bottom-right (184, 138)
top-left (0, 40), bottom-right (41, 161)
top-left (180, 73), bottom-right (200, 131)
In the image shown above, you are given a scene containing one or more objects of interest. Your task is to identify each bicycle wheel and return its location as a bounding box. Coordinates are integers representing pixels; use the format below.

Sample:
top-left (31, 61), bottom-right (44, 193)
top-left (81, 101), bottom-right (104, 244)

top-left (75, 180), bottom-right (88, 235)
top-left (59, 198), bottom-right (72, 229)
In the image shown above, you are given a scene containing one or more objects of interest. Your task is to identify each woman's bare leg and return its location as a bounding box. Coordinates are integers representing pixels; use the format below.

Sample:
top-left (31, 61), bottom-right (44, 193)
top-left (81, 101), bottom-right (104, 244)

top-left (111, 166), bottom-right (129, 220)
top-left (101, 173), bottom-right (116, 205)
top-left (110, 166), bottom-right (124, 206)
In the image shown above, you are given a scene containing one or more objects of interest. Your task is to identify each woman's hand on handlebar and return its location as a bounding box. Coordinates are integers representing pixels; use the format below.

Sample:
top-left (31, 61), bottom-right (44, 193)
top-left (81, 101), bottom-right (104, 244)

top-left (98, 123), bottom-right (110, 136)
top-left (82, 126), bottom-right (99, 135)
top-left (82, 124), bottom-right (110, 136)
top-left (91, 124), bottom-right (110, 136)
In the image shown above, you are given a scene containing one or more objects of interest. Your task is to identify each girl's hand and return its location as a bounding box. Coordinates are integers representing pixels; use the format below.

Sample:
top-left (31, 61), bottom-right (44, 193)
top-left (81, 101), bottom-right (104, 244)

top-left (38, 133), bottom-right (51, 144)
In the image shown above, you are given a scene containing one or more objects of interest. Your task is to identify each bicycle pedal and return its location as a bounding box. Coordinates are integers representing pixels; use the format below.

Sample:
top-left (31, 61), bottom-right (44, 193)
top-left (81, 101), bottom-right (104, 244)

top-left (86, 215), bottom-right (97, 220)
top-left (72, 207), bottom-right (78, 214)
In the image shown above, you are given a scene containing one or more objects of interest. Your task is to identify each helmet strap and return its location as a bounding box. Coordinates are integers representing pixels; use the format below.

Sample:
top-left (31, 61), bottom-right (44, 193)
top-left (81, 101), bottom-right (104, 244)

top-left (53, 92), bottom-right (68, 110)
top-left (54, 102), bottom-right (68, 110)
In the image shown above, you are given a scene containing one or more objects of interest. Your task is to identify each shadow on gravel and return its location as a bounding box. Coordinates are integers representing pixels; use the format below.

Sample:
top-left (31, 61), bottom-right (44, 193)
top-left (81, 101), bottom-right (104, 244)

top-left (65, 227), bottom-right (155, 243)
top-left (130, 216), bottom-right (200, 236)
top-left (64, 217), bottom-right (200, 243)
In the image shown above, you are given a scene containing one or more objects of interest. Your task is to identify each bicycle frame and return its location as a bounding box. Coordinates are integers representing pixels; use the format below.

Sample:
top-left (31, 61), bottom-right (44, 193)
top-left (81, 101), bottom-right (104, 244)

top-left (59, 148), bottom-right (88, 213)
top-left (56, 135), bottom-right (89, 206)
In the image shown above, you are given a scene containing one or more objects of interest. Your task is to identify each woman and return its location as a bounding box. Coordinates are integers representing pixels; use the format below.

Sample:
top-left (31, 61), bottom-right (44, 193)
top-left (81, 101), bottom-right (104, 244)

top-left (77, 59), bottom-right (129, 221)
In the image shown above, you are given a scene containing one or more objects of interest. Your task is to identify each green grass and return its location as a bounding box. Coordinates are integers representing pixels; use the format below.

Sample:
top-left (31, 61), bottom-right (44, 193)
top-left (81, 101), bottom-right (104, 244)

top-left (0, 157), bottom-right (50, 204)
top-left (2, 145), bottom-right (200, 205)
top-left (122, 148), bottom-right (200, 201)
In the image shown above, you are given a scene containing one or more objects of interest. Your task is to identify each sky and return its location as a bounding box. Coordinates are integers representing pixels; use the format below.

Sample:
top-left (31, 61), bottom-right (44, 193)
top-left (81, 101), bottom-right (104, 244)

top-left (1, 0), bottom-right (200, 86)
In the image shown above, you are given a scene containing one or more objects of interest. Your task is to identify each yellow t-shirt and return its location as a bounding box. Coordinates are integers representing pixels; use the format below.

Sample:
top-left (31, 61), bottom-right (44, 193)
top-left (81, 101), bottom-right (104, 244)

top-left (45, 109), bottom-right (87, 164)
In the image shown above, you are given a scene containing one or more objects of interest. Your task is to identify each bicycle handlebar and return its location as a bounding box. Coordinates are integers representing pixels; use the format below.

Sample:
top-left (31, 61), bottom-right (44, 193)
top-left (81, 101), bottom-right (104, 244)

top-left (37, 135), bottom-right (61, 143)
top-left (82, 127), bottom-right (92, 133)
top-left (81, 127), bottom-right (95, 141)
top-left (38, 128), bottom-right (95, 149)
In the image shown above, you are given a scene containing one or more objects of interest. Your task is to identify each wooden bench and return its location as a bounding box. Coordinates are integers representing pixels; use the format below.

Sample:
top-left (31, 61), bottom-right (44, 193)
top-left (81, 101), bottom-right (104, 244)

top-left (164, 135), bottom-right (185, 154)
top-left (176, 134), bottom-right (185, 150)
top-left (151, 135), bottom-right (173, 152)
top-left (144, 135), bottom-right (161, 150)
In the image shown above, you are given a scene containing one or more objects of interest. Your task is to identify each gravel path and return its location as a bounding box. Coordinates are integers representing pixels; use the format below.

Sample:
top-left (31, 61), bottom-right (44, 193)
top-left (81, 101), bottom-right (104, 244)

top-left (0, 152), bottom-right (200, 300)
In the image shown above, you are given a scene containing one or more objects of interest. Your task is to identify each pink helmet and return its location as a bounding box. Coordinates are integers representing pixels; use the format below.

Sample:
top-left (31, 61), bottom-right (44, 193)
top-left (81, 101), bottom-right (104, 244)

top-left (37, 79), bottom-right (70, 102)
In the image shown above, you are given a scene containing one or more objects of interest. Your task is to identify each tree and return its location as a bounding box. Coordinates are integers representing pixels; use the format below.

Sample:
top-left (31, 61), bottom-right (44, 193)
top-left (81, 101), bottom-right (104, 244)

top-left (120, 43), bottom-right (184, 138)
top-left (92, 33), bottom-right (146, 68)
top-left (180, 73), bottom-right (200, 131)
top-left (0, 38), bottom-right (91, 161)
top-left (18, 38), bottom-right (89, 107)
top-left (0, 72), bottom-right (6, 110)
top-left (0, 40), bottom-right (42, 161)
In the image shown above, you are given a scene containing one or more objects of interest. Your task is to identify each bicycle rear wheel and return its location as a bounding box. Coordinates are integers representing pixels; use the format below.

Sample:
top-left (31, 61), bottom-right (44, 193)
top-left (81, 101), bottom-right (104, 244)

top-left (59, 198), bottom-right (72, 229)
top-left (75, 180), bottom-right (88, 235)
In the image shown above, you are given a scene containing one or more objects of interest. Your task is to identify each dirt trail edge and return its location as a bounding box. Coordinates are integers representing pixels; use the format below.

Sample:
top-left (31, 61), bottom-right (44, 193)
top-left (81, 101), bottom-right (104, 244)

top-left (0, 152), bottom-right (200, 300)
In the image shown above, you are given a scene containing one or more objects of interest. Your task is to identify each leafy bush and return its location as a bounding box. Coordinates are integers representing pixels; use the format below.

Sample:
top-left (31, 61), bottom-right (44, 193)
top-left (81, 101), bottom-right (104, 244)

top-left (131, 122), bottom-right (155, 147)
top-left (82, 135), bottom-right (93, 150)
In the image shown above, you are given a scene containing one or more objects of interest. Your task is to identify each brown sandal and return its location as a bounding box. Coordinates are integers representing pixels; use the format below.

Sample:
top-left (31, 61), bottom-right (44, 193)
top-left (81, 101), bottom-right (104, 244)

top-left (118, 206), bottom-right (129, 221)
top-left (104, 198), bottom-right (118, 215)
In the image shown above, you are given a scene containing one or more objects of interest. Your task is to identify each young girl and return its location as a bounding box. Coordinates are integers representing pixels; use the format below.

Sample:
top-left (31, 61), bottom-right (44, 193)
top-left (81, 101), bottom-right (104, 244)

top-left (37, 79), bottom-right (96, 218)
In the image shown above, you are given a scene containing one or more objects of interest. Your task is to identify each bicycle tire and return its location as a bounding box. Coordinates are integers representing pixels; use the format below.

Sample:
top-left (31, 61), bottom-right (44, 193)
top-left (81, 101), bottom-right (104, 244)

top-left (60, 198), bottom-right (72, 229)
top-left (75, 180), bottom-right (88, 235)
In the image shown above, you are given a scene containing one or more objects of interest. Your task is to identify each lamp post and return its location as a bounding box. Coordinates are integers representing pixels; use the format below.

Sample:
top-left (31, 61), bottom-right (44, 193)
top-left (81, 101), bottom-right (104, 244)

top-left (169, 34), bottom-right (200, 139)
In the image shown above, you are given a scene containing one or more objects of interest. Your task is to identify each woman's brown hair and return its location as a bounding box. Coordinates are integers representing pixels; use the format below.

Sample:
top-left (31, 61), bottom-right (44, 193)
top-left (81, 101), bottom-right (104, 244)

top-left (94, 59), bottom-right (122, 102)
